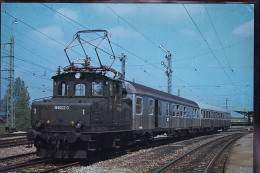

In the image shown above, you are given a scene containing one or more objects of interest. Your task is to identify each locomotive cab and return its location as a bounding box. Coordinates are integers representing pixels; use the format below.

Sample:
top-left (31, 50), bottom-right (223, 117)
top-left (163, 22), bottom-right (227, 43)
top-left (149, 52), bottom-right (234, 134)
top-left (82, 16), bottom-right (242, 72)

top-left (52, 72), bottom-right (122, 99)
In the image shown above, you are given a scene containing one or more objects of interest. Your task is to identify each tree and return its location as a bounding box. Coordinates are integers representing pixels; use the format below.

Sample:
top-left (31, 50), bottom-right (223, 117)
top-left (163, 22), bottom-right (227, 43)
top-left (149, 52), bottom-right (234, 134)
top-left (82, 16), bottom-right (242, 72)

top-left (1, 77), bottom-right (31, 132)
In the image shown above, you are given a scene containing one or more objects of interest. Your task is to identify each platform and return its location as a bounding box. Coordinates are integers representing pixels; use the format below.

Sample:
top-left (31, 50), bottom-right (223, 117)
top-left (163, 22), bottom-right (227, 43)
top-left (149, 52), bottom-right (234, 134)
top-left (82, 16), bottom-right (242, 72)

top-left (225, 132), bottom-right (253, 173)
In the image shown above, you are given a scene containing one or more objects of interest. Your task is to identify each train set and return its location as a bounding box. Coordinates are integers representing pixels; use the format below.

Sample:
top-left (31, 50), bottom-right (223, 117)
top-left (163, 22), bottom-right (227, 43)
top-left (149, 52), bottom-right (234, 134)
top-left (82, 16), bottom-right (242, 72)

top-left (27, 30), bottom-right (230, 158)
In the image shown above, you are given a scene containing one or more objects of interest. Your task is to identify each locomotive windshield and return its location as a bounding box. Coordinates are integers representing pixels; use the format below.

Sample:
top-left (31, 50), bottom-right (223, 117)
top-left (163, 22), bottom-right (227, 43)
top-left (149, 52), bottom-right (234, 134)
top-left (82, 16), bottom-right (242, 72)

top-left (92, 80), bottom-right (103, 96)
top-left (75, 84), bottom-right (85, 96)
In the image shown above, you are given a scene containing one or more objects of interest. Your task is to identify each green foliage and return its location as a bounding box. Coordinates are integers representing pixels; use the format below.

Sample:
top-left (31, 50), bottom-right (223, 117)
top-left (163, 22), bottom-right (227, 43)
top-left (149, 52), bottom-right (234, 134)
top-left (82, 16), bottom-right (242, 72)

top-left (0, 124), bottom-right (6, 133)
top-left (2, 77), bottom-right (31, 131)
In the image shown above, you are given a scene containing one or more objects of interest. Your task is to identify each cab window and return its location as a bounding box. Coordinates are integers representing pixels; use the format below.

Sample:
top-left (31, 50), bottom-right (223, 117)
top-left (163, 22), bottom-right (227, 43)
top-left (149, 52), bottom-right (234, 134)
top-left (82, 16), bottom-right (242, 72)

top-left (58, 82), bottom-right (68, 96)
top-left (75, 84), bottom-right (85, 96)
top-left (92, 80), bottom-right (103, 96)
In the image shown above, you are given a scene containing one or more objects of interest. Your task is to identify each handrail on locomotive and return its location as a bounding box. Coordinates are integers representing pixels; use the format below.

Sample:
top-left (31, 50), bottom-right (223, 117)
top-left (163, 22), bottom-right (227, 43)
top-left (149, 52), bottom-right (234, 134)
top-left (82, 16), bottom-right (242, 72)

top-left (61, 30), bottom-right (117, 77)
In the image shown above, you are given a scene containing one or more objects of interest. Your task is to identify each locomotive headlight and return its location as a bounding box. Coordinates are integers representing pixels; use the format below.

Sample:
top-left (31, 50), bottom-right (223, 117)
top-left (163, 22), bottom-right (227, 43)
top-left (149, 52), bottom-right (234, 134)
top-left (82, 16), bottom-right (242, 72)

top-left (36, 120), bottom-right (44, 127)
top-left (71, 121), bottom-right (75, 126)
top-left (75, 72), bottom-right (81, 79)
top-left (47, 120), bottom-right (50, 124)
top-left (75, 122), bottom-right (81, 129)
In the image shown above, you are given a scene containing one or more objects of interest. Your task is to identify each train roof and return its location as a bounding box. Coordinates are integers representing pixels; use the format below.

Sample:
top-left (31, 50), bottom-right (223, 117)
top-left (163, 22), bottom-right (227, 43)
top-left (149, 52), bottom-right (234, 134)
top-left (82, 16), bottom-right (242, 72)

top-left (122, 80), bottom-right (199, 108)
top-left (197, 102), bottom-right (229, 113)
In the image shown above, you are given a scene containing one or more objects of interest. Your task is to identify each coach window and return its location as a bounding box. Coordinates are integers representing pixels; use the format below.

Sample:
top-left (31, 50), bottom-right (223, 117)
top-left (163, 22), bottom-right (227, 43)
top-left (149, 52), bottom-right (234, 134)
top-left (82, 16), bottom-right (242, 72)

top-left (149, 99), bottom-right (154, 115)
top-left (172, 104), bottom-right (176, 116)
top-left (190, 108), bottom-right (193, 118)
top-left (194, 108), bottom-right (198, 118)
top-left (136, 97), bottom-right (143, 115)
top-left (176, 105), bottom-right (180, 116)
top-left (58, 82), bottom-right (68, 96)
top-left (75, 84), bottom-right (85, 96)
top-left (180, 106), bottom-right (183, 117)
top-left (166, 102), bottom-right (170, 117)
top-left (183, 107), bottom-right (187, 117)
top-left (92, 80), bottom-right (103, 96)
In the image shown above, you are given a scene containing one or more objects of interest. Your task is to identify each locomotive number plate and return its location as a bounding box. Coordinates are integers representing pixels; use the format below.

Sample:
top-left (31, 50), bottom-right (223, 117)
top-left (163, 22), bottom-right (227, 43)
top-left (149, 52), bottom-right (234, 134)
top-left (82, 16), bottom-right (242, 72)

top-left (54, 106), bottom-right (70, 110)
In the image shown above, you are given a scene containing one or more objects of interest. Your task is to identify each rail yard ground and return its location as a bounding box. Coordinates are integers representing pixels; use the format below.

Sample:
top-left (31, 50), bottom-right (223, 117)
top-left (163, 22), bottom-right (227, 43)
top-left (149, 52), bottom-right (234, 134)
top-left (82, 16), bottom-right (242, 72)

top-left (0, 127), bottom-right (253, 172)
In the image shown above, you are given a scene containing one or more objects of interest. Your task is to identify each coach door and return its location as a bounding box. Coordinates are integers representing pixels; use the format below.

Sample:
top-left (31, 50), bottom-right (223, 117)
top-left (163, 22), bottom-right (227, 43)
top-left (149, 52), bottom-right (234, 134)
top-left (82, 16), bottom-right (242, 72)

top-left (155, 99), bottom-right (159, 128)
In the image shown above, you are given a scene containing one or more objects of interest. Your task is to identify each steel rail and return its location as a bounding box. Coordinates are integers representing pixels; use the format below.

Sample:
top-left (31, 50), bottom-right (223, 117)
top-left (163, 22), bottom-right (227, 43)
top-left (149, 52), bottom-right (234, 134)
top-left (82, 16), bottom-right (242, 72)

top-left (0, 158), bottom-right (53, 172)
top-left (0, 152), bottom-right (36, 162)
top-left (0, 137), bottom-right (27, 143)
top-left (0, 133), bottom-right (26, 138)
top-left (203, 134), bottom-right (243, 173)
top-left (153, 133), bottom-right (243, 173)
top-left (37, 161), bottom-right (81, 173)
top-left (0, 139), bottom-right (29, 148)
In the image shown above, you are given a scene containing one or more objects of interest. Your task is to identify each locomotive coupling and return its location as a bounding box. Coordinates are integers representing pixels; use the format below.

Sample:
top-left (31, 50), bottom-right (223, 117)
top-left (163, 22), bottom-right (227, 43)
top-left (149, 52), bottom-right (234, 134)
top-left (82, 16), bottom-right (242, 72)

top-left (66, 131), bottom-right (81, 143)
top-left (27, 129), bottom-right (41, 141)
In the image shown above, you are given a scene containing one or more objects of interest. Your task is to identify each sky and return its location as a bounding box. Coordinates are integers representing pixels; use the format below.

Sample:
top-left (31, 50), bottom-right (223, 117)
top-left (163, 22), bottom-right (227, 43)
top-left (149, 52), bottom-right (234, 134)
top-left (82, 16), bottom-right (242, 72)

top-left (1, 3), bottom-right (254, 117)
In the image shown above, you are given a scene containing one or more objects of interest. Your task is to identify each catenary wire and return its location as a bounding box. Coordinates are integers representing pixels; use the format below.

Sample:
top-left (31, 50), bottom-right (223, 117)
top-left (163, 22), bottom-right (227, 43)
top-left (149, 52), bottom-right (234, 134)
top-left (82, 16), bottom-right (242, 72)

top-left (182, 4), bottom-right (238, 92)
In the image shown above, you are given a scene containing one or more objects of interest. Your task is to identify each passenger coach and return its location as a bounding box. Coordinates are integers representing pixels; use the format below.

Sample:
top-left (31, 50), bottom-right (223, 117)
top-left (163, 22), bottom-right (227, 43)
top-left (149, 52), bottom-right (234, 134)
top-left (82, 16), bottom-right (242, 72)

top-left (123, 80), bottom-right (230, 136)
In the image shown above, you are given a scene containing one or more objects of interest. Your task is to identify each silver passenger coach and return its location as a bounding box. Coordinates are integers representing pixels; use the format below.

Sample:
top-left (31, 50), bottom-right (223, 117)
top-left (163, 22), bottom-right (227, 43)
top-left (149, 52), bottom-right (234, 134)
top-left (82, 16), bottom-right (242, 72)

top-left (123, 80), bottom-right (230, 136)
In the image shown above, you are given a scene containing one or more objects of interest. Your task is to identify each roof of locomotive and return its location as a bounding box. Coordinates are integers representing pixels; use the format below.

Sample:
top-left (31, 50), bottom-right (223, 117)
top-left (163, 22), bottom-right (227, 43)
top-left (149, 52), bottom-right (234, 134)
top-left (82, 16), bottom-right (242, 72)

top-left (51, 71), bottom-right (111, 80)
top-left (122, 80), bottom-right (199, 107)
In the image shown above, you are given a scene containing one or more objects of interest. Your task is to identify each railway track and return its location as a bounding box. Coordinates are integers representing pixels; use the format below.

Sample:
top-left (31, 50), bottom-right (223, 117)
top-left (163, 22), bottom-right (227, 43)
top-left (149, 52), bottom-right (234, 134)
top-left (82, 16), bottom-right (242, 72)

top-left (0, 132), bottom-right (246, 172)
top-left (0, 133), bottom-right (26, 138)
top-left (203, 135), bottom-right (239, 173)
top-left (0, 157), bottom-right (82, 173)
top-left (0, 137), bottom-right (30, 148)
top-left (0, 151), bottom-right (36, 162)
top-left (0, 158), bottom-right (53, 172)
top-left (154, 133), bottom-right (243, 173)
